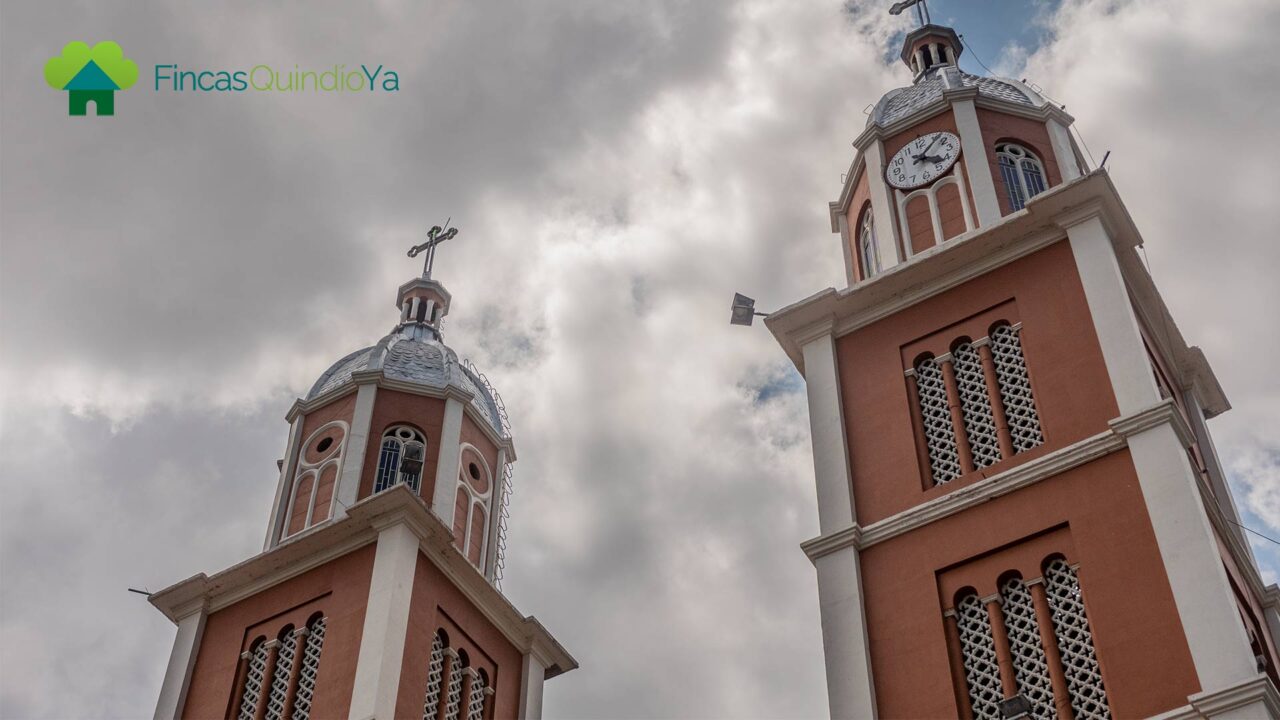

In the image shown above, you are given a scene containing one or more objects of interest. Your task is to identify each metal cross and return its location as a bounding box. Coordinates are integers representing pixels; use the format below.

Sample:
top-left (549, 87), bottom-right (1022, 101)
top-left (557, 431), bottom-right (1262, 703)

top-left (889, 0), bottom-right (931, 26)
top-left (407, 221), bottom-right (459, 279)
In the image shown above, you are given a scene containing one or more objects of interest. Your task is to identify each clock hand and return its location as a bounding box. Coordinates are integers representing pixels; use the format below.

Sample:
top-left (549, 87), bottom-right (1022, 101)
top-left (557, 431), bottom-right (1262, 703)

top-left (912, 134), bottom-right (945, 162)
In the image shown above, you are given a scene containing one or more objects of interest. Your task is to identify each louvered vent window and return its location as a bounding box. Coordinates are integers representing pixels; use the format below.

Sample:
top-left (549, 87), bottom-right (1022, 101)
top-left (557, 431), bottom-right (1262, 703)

top-left (443, 659), bottom-right (465, 720)
top-left (909, 323), bottom-right (1043, 486)
top-left (265, 629), bottom-right (296, 720)
top-left (915, 357), bottom-right (962, 484)
top-left (1044, 560), bottom-right (1110, 720)
top-left (949, 558), bottom-right (1110, 719)
top-left (1000, 578), bottom-right (1056, 719)
top-left (467, 671), bottom-right (489, 720)
top-left (953, 342), bottom-right (1001, 469)
top-left (237, 642), bottom-right (271, 720)
top-left (422, 633), bottom-right (446, 720)
top-left (235, 615), bottom-right (326, 720)
top-left (955, 594), bottom-right (1004, 720)
top-left (293, 616), bottom-right (326, 720)
top-left (990, 325), bottom-right (1044, 453)
top-left (996, 143), bottom-right (1048, 212)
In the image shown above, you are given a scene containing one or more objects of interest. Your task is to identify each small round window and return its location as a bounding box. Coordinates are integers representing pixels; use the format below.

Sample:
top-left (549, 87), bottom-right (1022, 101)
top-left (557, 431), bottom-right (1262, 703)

top-left (316, 437), bottom-right (334, 453)
top-left (468, 462), bottom-right (481, 480)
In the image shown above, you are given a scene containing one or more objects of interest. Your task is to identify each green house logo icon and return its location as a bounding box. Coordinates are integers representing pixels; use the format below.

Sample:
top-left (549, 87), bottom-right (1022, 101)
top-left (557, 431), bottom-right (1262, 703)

top-left (45, 41), bottom-right (138, 116)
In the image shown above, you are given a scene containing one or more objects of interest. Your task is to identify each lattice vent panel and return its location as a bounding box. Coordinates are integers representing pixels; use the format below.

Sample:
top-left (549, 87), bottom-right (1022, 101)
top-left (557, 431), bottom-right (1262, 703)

top-left (467, 673), bottom-right (488, 720)
top-left (953, 343), bottom-right (1002, 468)
top-left (265, 635), bottom-right (297, 720)
top-left (955, 594), bottom-right (1004, 720)
top-left (443, 661), bottom-right (464, 720)
top-left (422, 634), bottom-right (445, 720)
top-left (1000, 578), bottom-right (1057, 720)
top-left (292, 618), bottom-right (326, 720)
top-left (237, 642), bottom-right (271, 720)
top-left (916, 358), bottom-right (962, 484)
top-left (990, 325), bottom-right (1044, 453)
top-left (1044, 560), bottom-right (1111, 720)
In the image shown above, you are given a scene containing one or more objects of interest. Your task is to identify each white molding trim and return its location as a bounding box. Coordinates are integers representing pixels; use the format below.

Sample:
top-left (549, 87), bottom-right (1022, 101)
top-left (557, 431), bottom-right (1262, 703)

top-left (152, 600), bottom-right (207, 720)
top-left (149, 487), bottom-right (578, 680)
top-left (801, 399), bottom-right (1185, 560)
top-left (483, 447), bottom-right (508, 582)
top-left (334, 382), bottom-right (378, 520)
top-left (1150, 676), bottom-right (1280, 719)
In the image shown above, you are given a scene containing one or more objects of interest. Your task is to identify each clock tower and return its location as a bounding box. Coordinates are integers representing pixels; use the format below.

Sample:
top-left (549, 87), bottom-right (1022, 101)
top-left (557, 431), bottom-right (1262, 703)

top-left (148, 229), bottom-right (576, 719)
top-left (767, 15), bottom-right (1280, 720)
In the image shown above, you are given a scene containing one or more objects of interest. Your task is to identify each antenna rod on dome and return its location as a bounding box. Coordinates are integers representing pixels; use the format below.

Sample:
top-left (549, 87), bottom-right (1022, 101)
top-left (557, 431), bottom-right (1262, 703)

top-left (889, 0), bottom-right (929, 26)
top-left (407, 219), bottom-right (459, 279)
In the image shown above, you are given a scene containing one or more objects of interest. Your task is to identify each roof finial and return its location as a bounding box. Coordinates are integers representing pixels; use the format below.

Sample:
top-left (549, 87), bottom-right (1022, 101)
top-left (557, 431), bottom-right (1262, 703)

top-left (889, 0), bottom-right (930, 26)
top-left (407, 219), bottom-right (459, 279)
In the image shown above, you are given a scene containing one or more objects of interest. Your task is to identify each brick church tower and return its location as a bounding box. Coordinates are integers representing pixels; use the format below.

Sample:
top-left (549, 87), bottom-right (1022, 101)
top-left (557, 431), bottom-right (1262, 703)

top-left (149, 228), bottom-right (576, 719)
top-left (766, 13), bottom-right (1280, 720)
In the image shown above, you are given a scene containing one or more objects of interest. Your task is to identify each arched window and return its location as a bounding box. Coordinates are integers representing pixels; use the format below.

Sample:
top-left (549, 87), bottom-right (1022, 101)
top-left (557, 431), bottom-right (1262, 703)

top-left (859, 207), bottom-right (881, 279)
top-left (999, 576), bottom-right (1056, 718)
top-left (452, 447), bottom-right (493, 570)
top-left (375, 425), bottom-right (426, 494)
top-left (467, 669), bottom-right (490, 720)
top-left (236, 639), bottom-right (270, 720)
top-left (913, 356), bottom-right (962, 485)
top-left (954, 593), bottom-right (1003, 720)
top-left (292, 614), bottom-right (326, 720)
top-left (996, 142), bottom-right (1048, 211)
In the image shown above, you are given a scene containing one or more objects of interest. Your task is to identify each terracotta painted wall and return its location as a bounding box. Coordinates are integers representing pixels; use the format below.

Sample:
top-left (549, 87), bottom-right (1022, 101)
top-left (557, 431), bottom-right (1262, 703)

top-left (394, 553), bottom-right (523, 719)
top-left (182, 544), bottom-right (376, 718)
top-left (359, 389), bottom-right (447, 504)
top-left (860, 450), bottom-right (1200, 718)
top-left (835, 239), bottom-right (1118, 525)
top-left (976, 108), bottom-right (1062, 217)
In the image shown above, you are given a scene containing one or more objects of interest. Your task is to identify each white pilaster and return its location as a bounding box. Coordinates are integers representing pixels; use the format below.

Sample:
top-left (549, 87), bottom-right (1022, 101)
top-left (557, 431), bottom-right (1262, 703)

top-left (265, 416), bottom-right (305, 550)
top-left (1064, 213), bottom-right (1161, 414)
top-left (837, 214), bottom-right (856, 287)
top-left (801, 333), bottom-right (876, 717)
top-left (431, 397), bottom-right (465, 528)
top-left (951, 98), bottom-right (1002, 227)
top-left (518, 652), bottom-right (546, 720)
top-left (1046, 118), bottom-right (1081, 182)
top-left (153, 602), bottom-right (207, 720)
top-left (802, 333), bottom-right (855, 533)
top-left (1127, 422), bottom-right (1259, 690)
top-left (815, 546), bottom-right (877, 719)
top-left (349, 521), bottom-right (419, 720)
top-left (335, 383), bottom-right (378, 519)
top-left (864, 140), bottom-right (903, 269)
top-left (1068, 211), bottom-right (1254, 688)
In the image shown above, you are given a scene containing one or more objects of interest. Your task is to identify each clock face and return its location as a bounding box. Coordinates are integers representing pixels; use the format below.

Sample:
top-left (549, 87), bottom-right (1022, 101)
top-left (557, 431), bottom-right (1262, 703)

top-left (886, 131), bottom-right (961, 189)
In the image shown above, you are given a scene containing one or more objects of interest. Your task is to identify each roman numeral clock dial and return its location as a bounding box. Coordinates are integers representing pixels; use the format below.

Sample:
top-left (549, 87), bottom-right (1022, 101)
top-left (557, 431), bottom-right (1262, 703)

top-left (886, 131), bottom-right (961, 189)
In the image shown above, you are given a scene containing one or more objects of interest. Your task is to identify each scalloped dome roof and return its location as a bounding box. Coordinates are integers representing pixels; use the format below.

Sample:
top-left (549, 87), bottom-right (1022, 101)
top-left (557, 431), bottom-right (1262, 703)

top-left (867, 66), bottom-right (1043, 128)
top-left (307, 323), bottom-right (505, 435)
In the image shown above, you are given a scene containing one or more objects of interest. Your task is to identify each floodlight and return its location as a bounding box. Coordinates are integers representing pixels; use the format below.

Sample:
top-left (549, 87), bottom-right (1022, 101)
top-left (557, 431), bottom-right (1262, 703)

top-left (730, 292), bottom-right (766, 327)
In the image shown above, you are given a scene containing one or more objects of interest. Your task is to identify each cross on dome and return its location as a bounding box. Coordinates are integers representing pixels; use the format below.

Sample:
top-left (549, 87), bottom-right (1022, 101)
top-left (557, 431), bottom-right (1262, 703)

top-left (407, 221), bottom-right (459, 280)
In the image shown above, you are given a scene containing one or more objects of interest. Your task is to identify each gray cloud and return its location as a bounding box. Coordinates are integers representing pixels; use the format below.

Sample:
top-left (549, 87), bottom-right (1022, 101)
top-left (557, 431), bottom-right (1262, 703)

top-left (2, 0), bottom-right (1278, 717)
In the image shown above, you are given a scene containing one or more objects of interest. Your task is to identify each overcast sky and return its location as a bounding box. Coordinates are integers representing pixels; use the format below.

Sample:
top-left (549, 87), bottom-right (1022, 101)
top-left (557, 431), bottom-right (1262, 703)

top-left (2, 0), bottom-right (1278, 717)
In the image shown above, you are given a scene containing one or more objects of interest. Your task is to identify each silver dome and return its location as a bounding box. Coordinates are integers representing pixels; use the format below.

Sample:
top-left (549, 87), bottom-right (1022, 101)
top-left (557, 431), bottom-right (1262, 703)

top-left (867, 66), bottom-right (1042, 128)
top-left (307, 323), bottom-right (506, 435)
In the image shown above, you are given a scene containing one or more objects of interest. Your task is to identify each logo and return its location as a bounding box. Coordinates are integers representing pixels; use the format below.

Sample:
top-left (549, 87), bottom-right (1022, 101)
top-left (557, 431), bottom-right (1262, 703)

top-left (44, 41), bottom-right (138, 116)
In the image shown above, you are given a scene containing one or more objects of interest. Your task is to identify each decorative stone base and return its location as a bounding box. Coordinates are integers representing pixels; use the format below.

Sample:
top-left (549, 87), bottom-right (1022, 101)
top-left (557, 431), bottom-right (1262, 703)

top-left (1152, 676), bottom-right (1280, 719)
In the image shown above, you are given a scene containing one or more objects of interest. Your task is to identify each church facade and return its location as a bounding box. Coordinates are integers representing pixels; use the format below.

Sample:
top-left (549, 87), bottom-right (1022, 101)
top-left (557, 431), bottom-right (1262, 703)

top-left (767, 21), bottom-right (1280, 720)
top-left (149, 240), bottom-right (575, 719)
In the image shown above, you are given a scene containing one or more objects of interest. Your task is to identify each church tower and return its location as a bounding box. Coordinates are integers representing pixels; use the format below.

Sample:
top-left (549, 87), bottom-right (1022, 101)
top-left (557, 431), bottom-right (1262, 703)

top-left (767, 11), bottom-right (1280, 720)
top-left (149, 227), bottom-right (576, 719)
